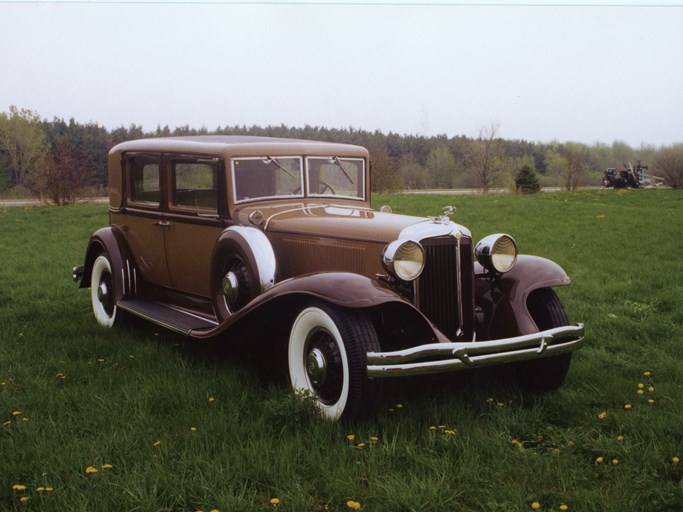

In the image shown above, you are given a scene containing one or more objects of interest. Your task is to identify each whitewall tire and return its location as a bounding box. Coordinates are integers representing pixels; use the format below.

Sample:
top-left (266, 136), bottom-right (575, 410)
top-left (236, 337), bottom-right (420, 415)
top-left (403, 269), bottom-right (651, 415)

top-left (91, 254), bottom-right (118, 328)
top-left (288, 303), bottom-right (380, 421)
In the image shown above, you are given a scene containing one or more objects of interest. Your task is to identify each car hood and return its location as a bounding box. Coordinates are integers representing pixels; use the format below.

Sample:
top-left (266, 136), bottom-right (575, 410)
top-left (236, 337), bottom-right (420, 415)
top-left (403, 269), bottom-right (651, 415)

top-left (235, 203), bottom-right (470, 243)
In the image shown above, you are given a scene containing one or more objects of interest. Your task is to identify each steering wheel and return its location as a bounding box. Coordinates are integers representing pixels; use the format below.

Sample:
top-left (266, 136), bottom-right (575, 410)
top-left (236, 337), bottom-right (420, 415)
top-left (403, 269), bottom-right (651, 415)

top-left (293, 181), bottom-right (336, 195)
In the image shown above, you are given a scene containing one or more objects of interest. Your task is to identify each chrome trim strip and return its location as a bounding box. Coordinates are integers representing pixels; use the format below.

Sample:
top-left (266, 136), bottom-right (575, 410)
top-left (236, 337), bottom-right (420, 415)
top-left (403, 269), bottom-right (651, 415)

top-left (126, 260), bottom-right (132, 296)
top-left (398, 219), bottom-right (472, 243)
top-left (366, 323), bottom-right (584, 378)
top-left (121, 268), bottom-right (126, 295)
top-left (455, 235), bottom-right (463, 338)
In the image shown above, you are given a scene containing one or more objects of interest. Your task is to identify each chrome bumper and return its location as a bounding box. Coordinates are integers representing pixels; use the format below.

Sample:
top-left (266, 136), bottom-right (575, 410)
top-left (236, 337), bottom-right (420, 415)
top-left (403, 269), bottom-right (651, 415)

top-left (366, 323), bottom-right (585, 378)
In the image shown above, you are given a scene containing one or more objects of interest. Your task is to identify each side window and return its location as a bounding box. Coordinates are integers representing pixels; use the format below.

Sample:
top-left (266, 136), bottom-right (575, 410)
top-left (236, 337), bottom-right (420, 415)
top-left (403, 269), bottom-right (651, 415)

top-left (128, 155), bottom-right (160, 205)
top-left (172, 160), bottom-right (218, 212)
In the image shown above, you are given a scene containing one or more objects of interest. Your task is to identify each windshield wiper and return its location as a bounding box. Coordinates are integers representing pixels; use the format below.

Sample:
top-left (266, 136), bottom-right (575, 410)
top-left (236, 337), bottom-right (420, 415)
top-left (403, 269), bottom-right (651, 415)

top-left (263, 156), bottom-right (295, 179)
top-left (329, 156), bottom-right (354, 185)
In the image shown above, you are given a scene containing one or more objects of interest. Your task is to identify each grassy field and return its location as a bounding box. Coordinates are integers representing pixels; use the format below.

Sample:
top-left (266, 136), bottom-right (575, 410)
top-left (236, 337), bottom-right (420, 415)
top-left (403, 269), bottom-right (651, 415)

top-left (1, 189), bottom-right (682, 511)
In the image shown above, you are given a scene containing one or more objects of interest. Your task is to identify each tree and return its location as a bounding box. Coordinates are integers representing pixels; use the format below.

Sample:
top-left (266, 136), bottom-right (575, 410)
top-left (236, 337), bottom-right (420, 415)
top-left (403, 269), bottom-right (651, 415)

top-left (557, 142), bottom-right (587, 191)
top-left (515, 164), bottom-right (540, 194)
top-left (425, 145), bottom-right (458, 188)
top-left (399, 154), bottom-right (429, 190)
top-left (653, 144), bottom-right (683, 189)
top-left (367, 138), bottom-right (402, 193)
top-left (33, 139), bottom-right (91, 205)
top-left (460, 123), bottom-right (509, 193)
top-left (0, 106), bottom-right (47, 188)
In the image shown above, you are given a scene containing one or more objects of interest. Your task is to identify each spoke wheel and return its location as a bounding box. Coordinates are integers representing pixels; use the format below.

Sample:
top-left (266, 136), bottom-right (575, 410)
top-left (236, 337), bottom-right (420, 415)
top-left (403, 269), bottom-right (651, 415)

top-left (515, 288), bottom-right (572, 391)
top-left (91, 254), bottom-right (118, 328)
top-left (288, 303), bottom-right (381, 421)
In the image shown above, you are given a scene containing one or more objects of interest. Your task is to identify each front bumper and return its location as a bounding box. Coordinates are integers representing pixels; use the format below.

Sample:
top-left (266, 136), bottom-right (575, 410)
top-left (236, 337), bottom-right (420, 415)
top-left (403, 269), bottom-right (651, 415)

top-left (366, 323), bottom-right (584, 378)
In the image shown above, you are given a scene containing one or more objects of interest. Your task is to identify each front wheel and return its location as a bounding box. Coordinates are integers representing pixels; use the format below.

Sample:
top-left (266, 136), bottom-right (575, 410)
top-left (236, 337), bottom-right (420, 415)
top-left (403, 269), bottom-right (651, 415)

top-left (514, 288), bottom-right (572, 391)
top-left (288, 303), bottom-right (381, 421)
top-left (90, 254), bottom-right (119, 328)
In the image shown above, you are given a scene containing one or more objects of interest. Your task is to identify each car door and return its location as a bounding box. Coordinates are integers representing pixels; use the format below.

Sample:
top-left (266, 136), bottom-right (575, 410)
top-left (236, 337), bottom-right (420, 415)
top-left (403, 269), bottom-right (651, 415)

top-left (120, 153), bottom-right (172, 288)
top-left (163, 155), bottom-right (225, 298)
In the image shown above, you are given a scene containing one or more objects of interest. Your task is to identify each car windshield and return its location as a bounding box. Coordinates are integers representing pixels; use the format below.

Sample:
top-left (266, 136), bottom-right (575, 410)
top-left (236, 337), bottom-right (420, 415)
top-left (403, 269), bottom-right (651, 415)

top-left (232, 156), bottom-right (365, 203)
top-left (232, 156), bottom-right (303, 203)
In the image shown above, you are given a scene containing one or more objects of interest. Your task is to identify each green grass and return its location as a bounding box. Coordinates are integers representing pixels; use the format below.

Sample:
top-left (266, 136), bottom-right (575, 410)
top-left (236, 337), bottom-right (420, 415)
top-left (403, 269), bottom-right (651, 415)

top-left (1, 189), bottom-right (682, 511)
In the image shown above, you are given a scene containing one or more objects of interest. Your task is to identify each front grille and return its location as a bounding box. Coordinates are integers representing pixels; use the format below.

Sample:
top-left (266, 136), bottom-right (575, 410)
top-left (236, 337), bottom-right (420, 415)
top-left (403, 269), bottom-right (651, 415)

top-left (416, 236), bottom-right (474, 340)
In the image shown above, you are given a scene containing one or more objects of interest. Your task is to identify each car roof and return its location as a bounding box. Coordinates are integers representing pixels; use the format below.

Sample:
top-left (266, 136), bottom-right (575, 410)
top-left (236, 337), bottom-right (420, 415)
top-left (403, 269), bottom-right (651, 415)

top-left (110, 135), bottom-right (369, 158)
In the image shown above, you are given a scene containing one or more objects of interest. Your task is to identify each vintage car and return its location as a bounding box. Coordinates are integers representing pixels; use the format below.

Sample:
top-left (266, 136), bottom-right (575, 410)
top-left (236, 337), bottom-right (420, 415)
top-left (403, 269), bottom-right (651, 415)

top-left (73, 136), bottom-right (585, 420)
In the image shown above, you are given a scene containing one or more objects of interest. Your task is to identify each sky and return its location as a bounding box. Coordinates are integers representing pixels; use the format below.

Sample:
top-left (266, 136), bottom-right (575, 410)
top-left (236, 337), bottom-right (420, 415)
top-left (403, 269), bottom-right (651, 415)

top-left (1, 0), bottom-right (682, 147)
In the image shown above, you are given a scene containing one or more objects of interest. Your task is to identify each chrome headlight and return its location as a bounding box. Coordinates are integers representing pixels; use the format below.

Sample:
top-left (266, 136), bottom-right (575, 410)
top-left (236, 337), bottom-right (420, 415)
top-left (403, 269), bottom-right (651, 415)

top-left (475, 234), bottom-right (518, 273)
top-left (382, 240), bottom-right (425, 281)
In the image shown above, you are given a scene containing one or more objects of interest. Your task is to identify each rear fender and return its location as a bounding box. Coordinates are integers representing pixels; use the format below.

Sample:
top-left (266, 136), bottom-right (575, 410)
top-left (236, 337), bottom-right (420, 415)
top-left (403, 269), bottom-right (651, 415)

top-left (79, 227), bottom-right (139, 303)
top-left (476, 255), bottom-right (570, 339)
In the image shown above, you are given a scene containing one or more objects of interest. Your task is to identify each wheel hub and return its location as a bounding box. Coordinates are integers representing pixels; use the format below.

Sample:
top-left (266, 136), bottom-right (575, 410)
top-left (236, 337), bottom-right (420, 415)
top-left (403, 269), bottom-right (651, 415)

top-left (306, 347), bottom-right (328, 386)
top-left (221, 271), bottom-right (239, 304)
top-left (97, 281), bottom-right (109, 303)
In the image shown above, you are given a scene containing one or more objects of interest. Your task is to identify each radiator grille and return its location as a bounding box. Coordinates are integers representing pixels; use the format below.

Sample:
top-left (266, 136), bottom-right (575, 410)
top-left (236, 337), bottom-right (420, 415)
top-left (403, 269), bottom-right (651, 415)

top-left (416, 236), bottom-right (474, 340)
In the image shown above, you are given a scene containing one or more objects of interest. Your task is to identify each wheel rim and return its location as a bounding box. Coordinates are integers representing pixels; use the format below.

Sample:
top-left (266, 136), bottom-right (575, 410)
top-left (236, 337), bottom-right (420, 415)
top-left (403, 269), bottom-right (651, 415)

top-left (305, 328), bottom-right (343, 404)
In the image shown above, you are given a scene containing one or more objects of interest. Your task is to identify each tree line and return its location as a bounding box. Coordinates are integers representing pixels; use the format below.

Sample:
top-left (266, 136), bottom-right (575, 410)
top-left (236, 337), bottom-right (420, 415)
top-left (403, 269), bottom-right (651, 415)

top-left (1, 106), bottom-right (681, 204)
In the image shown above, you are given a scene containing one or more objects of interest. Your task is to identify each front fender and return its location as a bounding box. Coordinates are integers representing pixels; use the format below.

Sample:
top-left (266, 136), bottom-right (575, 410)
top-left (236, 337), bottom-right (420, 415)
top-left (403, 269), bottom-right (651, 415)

top-left (192, 272), bottom-right (443, 342)
top-left (476, 255), bottom-right (570, 339)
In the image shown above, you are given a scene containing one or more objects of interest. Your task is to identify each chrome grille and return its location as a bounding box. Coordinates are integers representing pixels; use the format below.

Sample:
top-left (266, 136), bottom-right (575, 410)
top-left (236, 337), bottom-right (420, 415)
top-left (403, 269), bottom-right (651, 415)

top-left (416, 236), bottom-right (474, 341)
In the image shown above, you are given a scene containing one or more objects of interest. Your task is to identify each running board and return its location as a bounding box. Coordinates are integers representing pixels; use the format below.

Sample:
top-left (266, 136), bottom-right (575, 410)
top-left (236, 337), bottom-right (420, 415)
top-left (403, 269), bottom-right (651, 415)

top-left (118, 298), bottom-right (218, 335)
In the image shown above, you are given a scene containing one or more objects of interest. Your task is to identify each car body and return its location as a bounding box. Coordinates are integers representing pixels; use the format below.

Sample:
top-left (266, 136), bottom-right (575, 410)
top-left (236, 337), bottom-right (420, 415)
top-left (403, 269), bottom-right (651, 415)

top-left (73, 136), bottom-right (585, 420)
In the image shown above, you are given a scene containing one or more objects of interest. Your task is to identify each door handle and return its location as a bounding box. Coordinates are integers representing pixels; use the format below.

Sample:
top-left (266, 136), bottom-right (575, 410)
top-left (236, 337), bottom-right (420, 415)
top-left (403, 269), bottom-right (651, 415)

top-left (151, 220), bottom-right (172, 228)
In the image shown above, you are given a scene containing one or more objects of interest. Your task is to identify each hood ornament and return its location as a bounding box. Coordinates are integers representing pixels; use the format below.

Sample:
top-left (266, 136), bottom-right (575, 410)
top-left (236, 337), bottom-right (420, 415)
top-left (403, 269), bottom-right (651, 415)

top-left (431, 205), bottom-right (456, 224)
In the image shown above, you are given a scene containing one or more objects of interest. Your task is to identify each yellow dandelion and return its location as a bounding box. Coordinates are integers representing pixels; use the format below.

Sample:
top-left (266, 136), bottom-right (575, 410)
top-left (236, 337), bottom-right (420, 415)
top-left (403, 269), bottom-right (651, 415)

top-left (12, 411), bottom-right (22, 417)
top-left (624, 404), bottom-right (633, 410)
top-left (346, 500), bottom-right (362, 510)
top-left (45, 487), bottom-right (54, 493)
top-left (347, 434), bottom-right (355, 441)
top-left (429, 426), bottom-right (437, 431)
top-left (617, 435), bottom-right (624, 442)
top-left (648, 386), bottom-right (655, 392)
top-left (612, 458), bottom-right (619, 465)
top-left (85, 466), bottom-right (98, 474)
top-left (357, 442), bottom-right (366, 448)
top-left (97, 358), bottom-right (105, 363)
top-left (190, 427), bottom-right (197, 432)
top-left (637, 389), bottom-right (645, 395)
top-left (370, 436), bottom-right (379, 442)
top-left (270, 497), bottom-right (280, 506)
top-left (153, 440), bottom-right (161, 447)
top-left (387, 408), bottom-right (394, 413)
top-left (128, 354), bottom-right (135, 359)
top-left (12, 484), bottom-right (27, 491)
top-left (672, 456), bottom-right (680, 464)
top-left (637, 383), bottom-right (645, 389)
top-left (647, 399), bottom-right (655, 405)
top-left (438, 425), bottom-right (446, 430)
top-left (643, 371), bottom-right (652, 377)
top-left (396, 403), bottom-right (403, 409)
top-left (21, 417), bottom-right (28, 422)
top-left (210, 509), bottom-right (219, 512)
top-left (444, 430), bottom-right (457, 437)
top-left (36, 487), bottom-right (45, 492)
top-left (2, 420), bottom-right (11, 427)
top-left (102, 463), bottom-right (113, 470)
top-left (531, 501), bottom-right (541, 510)
top-left (598, 412), bottom-right (607, 421)
top-left (560, 505), bottom-right (569, 511)
top-left (208, 397), bottom-right (216, 403)
top-left (497, 402), bottom-right (505, 408)
top-left (19, 496), bottom-right (29, 503)
top-left (596, 456), bottom-right (604, 464)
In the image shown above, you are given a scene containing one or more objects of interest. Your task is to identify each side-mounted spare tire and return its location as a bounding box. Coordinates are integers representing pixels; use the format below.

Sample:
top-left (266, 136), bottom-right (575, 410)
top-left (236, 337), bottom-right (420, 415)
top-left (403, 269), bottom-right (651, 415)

top-left (211, 226), bottom-right (276, 322)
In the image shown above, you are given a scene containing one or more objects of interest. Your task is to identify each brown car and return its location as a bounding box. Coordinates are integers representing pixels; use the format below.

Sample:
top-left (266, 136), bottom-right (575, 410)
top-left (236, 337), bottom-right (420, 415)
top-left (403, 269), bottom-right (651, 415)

top-left (73, 136), bottom-right (585, 420)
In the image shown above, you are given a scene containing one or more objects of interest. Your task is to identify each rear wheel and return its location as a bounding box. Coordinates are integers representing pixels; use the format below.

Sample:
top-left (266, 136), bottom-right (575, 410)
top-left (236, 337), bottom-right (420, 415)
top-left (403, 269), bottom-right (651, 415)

top-left (514, 288), bottom-right (572, 391)
top-left (91, 254), bottom-right (118, 327)
top-left (288, 303), bottom-right (381, 421)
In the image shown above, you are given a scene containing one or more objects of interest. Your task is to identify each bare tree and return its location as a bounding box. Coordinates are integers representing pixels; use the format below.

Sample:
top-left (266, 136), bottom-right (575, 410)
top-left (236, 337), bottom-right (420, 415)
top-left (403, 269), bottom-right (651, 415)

top-left (367, 139), bottom-right (402, 193)
top-left (653, 144), bottom-right (683, 189)
top-left (0, 106), bottom-right (47, 188)
top-left (33, 139), bottom-right (91, 205)
top-left (461, 123), bottom-right (508, 193)
top-left (557, 142), bottom-right (586, 191)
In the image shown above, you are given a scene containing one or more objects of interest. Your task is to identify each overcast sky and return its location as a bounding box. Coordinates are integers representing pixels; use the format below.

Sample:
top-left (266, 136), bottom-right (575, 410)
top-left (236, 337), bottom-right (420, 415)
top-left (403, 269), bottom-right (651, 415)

top-left (1, 0), bottom-right (681, 146)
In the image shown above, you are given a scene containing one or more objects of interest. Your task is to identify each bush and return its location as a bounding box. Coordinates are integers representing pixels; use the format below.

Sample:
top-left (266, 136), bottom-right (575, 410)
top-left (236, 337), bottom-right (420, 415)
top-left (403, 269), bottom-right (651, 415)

top-left (515, 165), bottom-right (541, 194)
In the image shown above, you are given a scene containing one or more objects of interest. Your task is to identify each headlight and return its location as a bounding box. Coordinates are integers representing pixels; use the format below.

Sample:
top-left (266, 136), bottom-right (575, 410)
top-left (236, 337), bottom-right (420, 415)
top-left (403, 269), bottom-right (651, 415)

top-left (475, 234), bottom-right (518, 273)
top-left (382, 240), bottom-right (425, 281)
